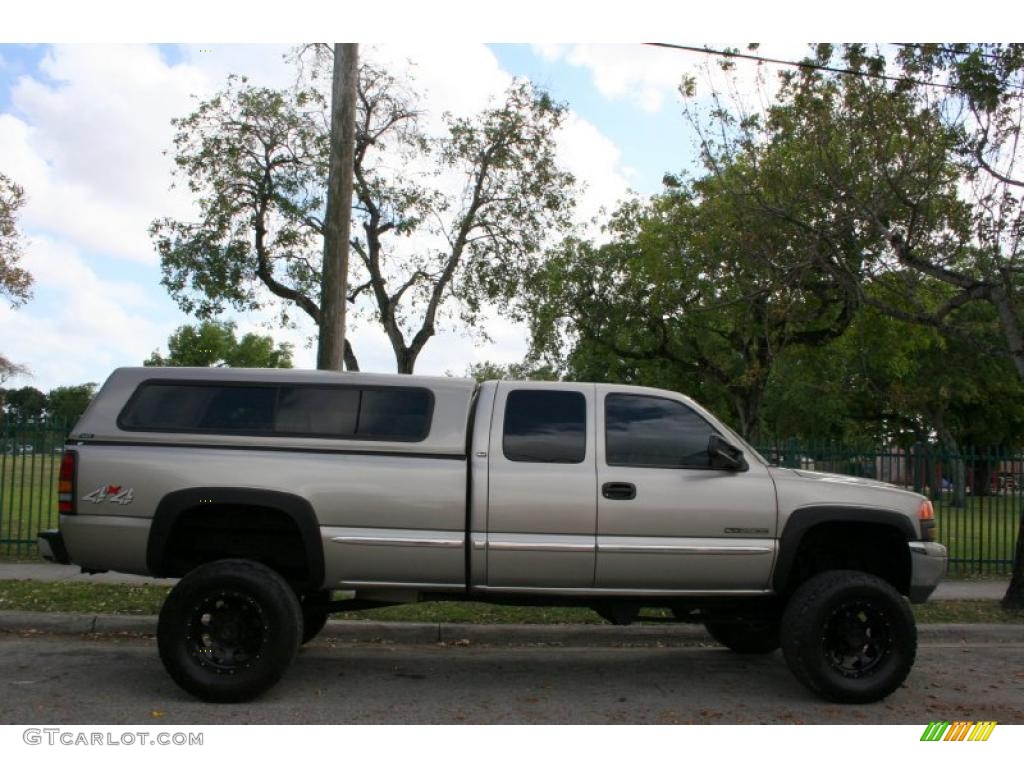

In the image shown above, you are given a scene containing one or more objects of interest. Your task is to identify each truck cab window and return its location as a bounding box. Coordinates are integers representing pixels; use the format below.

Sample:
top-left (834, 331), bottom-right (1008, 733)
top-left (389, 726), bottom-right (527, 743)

top-left (605, 394), bottom-right (713, 468)
top-left (503, 390), bottom-right (586, 463)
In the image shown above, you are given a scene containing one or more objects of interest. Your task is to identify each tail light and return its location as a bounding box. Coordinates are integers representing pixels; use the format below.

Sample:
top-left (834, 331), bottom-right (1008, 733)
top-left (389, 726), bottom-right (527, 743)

top-left (58, 450), bottom-right (77, 515)
top-left (918, 499), bottom-right (935, 541)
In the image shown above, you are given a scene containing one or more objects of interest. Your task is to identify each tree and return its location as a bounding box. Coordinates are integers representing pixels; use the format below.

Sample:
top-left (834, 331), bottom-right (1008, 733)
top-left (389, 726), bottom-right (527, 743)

top-left (47, 383), bottom-right (98, 426)
top-left (3, 386), bottom-right (47, 423)
top-left (152, 57), bottom-right (575, 374)
top-left (679, 43), bottom-right (1024, 606)
top-left (0, 172), bottom-right (32, 306)
top-left (523, 175), bottom-right (856, 441)
top-left (145, 321), bottom-right (293, 368)
top-left (464, 360), bottom-right (559, 383)
top-left (1, 173), bottom-right (33, 379)
top-left (0, 355), bottom-right (28, 384)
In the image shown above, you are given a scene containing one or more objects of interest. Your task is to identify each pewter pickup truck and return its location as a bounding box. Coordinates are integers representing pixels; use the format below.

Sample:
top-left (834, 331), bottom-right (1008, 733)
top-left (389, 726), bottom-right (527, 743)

top-left (38, 367), bottom-right (947, 703)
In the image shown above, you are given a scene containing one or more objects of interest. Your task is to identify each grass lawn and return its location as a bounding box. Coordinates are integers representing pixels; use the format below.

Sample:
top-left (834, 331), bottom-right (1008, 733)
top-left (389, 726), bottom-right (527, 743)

top-left (0, 454), bottom-right (61, 558)
top-left (935, 495), bottom-right (1021, 576)
top-left (0, 580), bottom-right (1021, 624)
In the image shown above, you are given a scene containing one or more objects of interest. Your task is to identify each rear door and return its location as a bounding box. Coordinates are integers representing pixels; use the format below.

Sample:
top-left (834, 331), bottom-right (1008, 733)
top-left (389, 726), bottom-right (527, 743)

top-left (485, 383), bottom-right (597, 588)
top-left (595, 387), bottom-right (777, 591)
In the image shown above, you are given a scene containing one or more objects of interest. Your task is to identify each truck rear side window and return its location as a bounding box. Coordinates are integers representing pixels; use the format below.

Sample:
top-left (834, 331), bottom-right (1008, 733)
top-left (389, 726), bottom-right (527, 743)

top-left (118, 382), bottom-right (432, 442)
top-left (503, 390), bottom-right (586, 463)
top-left (357, 388), bottom-right (432, 441)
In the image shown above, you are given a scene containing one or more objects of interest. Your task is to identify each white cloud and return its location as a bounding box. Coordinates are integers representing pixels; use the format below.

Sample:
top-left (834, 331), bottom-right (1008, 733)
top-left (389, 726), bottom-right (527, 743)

top-left (1, 46), bottom-right (208, 263)
top-left (0, 237), bottom-right (178, 389)
top-left (536, 42), bottom-right (818, 115)
top-left (1, 43), bottom-right (635, 387)
top-left (556, 112), bottom-right (631, 226)
top-left (537, 44), bottom-right (687, 113)
top-left (367, 44), bottom-right (513, 128)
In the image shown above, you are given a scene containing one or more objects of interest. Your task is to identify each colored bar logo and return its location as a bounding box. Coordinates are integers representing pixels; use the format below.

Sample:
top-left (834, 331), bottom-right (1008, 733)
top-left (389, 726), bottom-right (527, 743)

top-left (921, 721), bottom-right (997, 742)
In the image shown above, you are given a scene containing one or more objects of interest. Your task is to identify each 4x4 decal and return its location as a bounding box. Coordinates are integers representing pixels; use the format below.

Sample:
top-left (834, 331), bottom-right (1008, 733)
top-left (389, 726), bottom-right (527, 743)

top-left (83, 484), bottom-right (135, 506)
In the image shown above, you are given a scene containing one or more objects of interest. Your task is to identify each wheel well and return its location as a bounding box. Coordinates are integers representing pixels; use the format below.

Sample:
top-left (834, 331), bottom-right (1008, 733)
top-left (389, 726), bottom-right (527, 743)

top-left (780, 522), bottom-right (911, 598)
top-left (159, 504), bottom-right (311, 586)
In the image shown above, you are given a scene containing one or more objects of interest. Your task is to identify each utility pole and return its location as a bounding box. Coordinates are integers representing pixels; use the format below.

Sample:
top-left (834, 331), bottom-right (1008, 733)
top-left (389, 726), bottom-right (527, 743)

top-left (317, 43), bottom-right (358, 370)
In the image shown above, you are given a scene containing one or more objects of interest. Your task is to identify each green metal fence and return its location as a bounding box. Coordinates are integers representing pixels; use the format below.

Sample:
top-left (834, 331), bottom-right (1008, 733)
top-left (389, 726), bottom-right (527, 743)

top-left (0, 420), bottom-right (1019, 575)
top-left (0, 420), bottom-right (69, 558)
top-left (756, 441), bottom-right (1022, 576)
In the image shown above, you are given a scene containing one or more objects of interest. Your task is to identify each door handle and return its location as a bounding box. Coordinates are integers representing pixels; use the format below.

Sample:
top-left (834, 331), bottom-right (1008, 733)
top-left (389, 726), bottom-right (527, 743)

top-left (602, 482), bottom-right (636, 500)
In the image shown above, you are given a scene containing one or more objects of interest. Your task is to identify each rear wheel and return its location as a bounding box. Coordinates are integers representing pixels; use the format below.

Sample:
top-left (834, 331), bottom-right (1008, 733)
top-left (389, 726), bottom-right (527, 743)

top-left (704, 619), bottom-right (780, 654)
top-left (157, 559), bottom-right (302, 703)
top-left (781, 570), bottom-right (916, 703)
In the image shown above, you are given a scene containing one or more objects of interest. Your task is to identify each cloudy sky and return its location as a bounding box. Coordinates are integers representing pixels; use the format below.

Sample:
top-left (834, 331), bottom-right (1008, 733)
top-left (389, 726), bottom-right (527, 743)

top-left (0, 6), bottom-right (988, 393)
top-left (0, 41), bottom-right (756, 391)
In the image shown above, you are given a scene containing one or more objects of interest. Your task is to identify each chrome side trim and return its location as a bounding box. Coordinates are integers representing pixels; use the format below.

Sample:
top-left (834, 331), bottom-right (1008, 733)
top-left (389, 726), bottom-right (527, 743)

top-left (486, 533), bottom-right (595, 554)
top-left (327, 527), bottom-right (464, 549)
top-left (488, 541), bottom-right (594, 553)
top-left (339, 580), bottom-right (464, 590)
top-left (475, 585), bottom-right (773, 597)
top-left (598, 543), bottom-right (773, 555)
top-left (331, 535), bottom-right (463, 549)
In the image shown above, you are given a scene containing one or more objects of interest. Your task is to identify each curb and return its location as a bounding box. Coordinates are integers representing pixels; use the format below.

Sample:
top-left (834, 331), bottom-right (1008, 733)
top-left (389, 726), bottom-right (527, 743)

top-left (1, 611), bottom-right (1022, 647)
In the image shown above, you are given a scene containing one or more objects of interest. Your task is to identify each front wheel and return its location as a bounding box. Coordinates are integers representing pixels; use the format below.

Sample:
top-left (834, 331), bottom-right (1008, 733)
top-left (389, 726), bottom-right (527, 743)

top-left (781, 570), bottom-right (916, 704)
top-left (157, 559), bottom-right (302, 703)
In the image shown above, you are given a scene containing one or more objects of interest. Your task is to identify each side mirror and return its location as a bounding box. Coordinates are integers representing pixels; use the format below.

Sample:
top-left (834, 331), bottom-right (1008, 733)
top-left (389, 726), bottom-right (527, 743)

top-left (708, 433), bottom-right (747, 471)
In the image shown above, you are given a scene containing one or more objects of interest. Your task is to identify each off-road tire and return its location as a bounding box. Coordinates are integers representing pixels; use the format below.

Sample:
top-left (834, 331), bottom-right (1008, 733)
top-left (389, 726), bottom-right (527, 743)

top-left (781, 570), bottom-right (916, 704)
top-left (704, 619), bottom-right (780, 654)
top-left (157, 559), bottom-right (302, 703)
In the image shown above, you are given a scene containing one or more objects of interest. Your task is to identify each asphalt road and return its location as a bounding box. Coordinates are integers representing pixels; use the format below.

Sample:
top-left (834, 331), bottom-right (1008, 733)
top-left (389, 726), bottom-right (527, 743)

top-left (1, 632), bottom-right (1023, 724)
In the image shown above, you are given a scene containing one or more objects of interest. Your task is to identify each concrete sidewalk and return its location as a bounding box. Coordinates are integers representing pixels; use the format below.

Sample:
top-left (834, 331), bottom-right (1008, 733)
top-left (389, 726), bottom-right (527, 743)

top-left (0, 562), bottom-right (170, 586)
top-left (0, 561), bottom-right (1012, 601)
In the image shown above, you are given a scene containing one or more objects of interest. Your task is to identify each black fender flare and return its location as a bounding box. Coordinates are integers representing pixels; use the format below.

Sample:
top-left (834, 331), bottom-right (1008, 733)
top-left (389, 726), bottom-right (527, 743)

top-left (772, 506), bottom-right (915, 594)
top-left (147, 487), bottom-right (324, 589)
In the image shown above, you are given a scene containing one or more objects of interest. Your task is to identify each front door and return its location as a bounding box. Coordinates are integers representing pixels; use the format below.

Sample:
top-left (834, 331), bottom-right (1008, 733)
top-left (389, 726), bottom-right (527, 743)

top-left (485, 383), bottom-right (597, 588)
top-left (594, 387), bottom-right (777, 591)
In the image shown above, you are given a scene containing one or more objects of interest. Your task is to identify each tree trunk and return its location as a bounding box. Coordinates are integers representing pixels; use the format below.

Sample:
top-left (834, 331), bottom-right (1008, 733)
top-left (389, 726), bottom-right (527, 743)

top-left (396, 347), bottom-right (419, 375)
top-left (934, 416), bottom-right (966, 509)
top-left (317, 43), bottom-right (358, 371)
top-left (1004, 505), bottom-right (1024, 609)
top-left (988, 288), bottom-right (1024, 608)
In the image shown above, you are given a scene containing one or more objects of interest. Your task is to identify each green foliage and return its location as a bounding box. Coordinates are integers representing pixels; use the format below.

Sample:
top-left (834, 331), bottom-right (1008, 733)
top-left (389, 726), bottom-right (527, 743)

top-left (0, 384), bottom-right (98, 426)
top-left (762, 300), bottom-right (1024, 448)
top-left (2, 386), bottom-right (47, 423)
top-left (523, 173), bottom-right (856, 439)
top-left (463, 360), bottom-right (559, 383)
top-left (151, 77), bottom-right (327, 323)
top-left (655, 43), bottom-right (1024, 452)
top-left (46, 383), bottom-right (97, 426)
top-left (152, 56), bottom-right (576, 373)
top-left (144, 320), bottom-right (293, 369)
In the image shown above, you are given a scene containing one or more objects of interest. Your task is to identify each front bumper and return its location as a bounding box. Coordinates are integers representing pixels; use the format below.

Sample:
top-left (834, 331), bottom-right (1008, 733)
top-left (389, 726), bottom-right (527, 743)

top-left (37, 529), bottom-right (71, 565)
top-left (908, 541), bottom-right (948, 603)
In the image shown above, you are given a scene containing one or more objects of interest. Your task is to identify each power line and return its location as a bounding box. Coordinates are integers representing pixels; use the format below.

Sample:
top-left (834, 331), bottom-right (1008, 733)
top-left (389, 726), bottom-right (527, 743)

top-left (645, 43), bottom-right (1024, 94)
